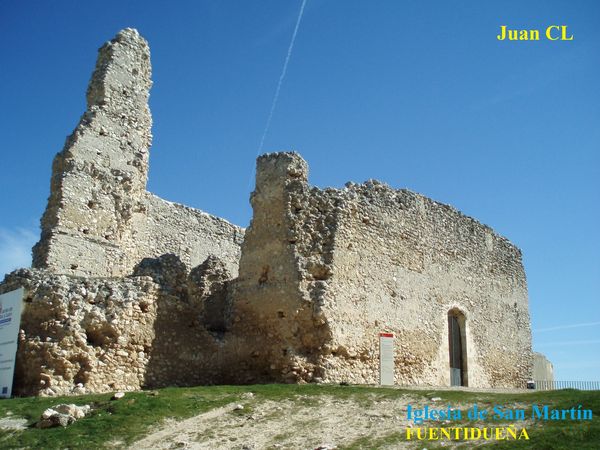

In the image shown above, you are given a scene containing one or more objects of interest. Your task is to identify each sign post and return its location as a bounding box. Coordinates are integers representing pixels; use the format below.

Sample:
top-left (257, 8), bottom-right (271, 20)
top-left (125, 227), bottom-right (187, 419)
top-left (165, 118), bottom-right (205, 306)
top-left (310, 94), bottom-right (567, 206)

top-left (0, 288), bottom-right (24, 398)
top-left (379, 332), bottom-right (394, 385)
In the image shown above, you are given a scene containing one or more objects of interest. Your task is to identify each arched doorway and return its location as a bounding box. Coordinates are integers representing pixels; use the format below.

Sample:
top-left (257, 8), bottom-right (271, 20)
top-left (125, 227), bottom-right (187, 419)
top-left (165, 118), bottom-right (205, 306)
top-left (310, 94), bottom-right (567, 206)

top-left (448, 309), bottom-right (468, 387)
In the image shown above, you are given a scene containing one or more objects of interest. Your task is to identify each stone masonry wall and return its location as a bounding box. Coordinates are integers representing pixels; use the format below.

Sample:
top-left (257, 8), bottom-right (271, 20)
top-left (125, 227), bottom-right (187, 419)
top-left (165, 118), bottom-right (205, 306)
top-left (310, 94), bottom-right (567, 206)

top-left (139, 194), bottom-right (243, 276)
top-left (5, 28), bottom-right (245, 396)
top-left (230, 153), bottom-right (333, 383)
top-left (1, 255), bottom-right (246, 397)
top-left (231, 152), bottom-right (532, 388)
top-left (5, 150), bottom-right (532, 395)
top-left (32, 29), bottom-right (243, 278)
top-left (533, 352), bottom-right (554, 382)
top-left (323, 182), bottom-right (532, 388)
top-left (32, 29), bottom-right (153, 277)
top-left (4, 27), bottom-right (533, 395)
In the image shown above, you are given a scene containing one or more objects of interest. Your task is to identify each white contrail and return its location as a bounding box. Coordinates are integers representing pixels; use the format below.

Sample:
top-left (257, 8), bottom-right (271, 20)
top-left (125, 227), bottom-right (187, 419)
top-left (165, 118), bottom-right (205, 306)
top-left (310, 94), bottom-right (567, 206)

top-left (256, 0), bottom-right (308, 156)
top-left (535, 339), bottom-right (600, 347)
top-left (534, 321), bottom-right (600, 333)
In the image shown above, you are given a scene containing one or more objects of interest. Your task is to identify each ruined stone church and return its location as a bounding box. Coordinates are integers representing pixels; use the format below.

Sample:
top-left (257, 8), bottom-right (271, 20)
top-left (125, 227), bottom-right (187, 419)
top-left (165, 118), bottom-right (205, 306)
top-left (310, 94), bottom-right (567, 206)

top-left (0, 29), bottom-right (533, 396)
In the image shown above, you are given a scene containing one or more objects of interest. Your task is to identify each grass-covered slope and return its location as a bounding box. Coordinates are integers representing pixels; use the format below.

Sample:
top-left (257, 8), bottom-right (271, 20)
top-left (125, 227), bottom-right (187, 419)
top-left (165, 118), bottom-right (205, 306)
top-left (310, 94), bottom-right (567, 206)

top-left (0, 385), bottom-right (598, 449)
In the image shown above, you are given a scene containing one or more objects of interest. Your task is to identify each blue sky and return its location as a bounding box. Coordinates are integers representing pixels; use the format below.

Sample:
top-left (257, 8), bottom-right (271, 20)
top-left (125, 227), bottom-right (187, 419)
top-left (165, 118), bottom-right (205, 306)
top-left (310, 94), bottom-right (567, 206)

top-left (0, 0), bottom-right (598, 382)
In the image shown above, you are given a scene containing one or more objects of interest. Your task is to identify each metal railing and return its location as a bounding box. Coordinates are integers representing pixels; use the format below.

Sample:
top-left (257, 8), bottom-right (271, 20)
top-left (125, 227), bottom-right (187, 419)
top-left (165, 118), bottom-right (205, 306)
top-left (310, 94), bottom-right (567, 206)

top-left (531, 380), bottom-right (600, 391)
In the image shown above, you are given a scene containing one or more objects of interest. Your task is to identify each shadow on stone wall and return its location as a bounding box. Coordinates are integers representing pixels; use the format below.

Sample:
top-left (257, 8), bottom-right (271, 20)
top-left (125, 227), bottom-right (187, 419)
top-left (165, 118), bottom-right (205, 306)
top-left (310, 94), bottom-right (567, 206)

top-left (136, 253), bottom-right (244, 387)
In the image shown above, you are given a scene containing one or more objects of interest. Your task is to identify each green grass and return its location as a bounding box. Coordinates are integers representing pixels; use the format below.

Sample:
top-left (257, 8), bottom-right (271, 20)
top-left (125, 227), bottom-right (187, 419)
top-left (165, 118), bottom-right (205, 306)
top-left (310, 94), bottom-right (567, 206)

top-left (0, 385), bottom-right (598, 449)
top-left (0, 386), bottom-right (241, 449)
top-left (482, 389), bottom-right (600, 450)
top-left (338, 388), bottom-right (600, 450)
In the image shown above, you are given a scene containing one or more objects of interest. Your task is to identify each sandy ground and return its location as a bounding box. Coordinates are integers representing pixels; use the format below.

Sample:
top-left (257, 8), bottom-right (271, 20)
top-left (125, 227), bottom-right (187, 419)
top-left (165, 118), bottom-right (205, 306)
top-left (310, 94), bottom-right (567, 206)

top-left (0, 416), bottom-right (28, 431)
top-left (128, 385), bottom-right (537, 450)
top-left (131, 396), bottom-right (406, 449)
top-left (0, 387), bottom-right (533, 449)
top-left (129, 391), bottom-right (504, 450)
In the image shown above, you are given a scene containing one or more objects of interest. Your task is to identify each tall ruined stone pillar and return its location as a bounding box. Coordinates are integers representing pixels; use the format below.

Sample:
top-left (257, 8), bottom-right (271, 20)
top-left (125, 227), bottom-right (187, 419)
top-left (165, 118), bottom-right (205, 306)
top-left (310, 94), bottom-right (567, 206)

top-left (32, 29), bottom-right (152, 277)
top-left (231, 153), bottom-right (333, 382)
top-left (233, 153), bottom-right (307, 327)
top-left (236, 152), bottom-right (308, 289)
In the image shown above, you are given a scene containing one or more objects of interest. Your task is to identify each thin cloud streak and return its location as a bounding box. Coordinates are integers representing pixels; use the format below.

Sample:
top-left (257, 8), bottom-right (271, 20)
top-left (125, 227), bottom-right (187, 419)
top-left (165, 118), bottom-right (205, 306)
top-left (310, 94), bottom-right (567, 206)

top-left (534, 321), bottom-right (600, 333)
top-left (549, 361), bottom-right (600, 370)
top-left (535, 339), bottom-right (600, 347)
top-left (256, 0), bottom-right (308, 156)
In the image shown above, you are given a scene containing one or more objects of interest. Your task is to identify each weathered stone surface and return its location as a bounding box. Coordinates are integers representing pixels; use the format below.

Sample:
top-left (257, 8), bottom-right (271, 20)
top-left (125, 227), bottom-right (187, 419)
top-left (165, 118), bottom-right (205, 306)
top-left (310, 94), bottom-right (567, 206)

top-left (37, 404), bottom-right (90, 428)
top-left (32, 28), bottom-right (153, 277)
top-left (53, 404), bottom-right (90, 419)
top-left (533, 352), bottom-right (554, 382)
top-left (230, 152), bottom-right (532, 388)
top-left (133, 253), bottom-right (188, 289)
top-left (0, 265), bottom-right (243, 396)
top-left (32, 28), bottom-right (243, 279)
top-left (2, 268), bottom-right (159, 395)
top-left (2, 29), bottom-right (533, 395)
top-left (37, 413), bottom-right (75, 428)
top-left (189, 255), bottom-right (232, 332)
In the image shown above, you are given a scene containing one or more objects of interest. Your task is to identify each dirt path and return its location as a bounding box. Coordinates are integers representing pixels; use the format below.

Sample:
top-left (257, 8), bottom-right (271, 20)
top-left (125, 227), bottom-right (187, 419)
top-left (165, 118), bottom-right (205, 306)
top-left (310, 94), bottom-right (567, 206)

top-left (131, 393), bottom-right (419, 450)
top-left (129, 388), bottom-right (533, 450)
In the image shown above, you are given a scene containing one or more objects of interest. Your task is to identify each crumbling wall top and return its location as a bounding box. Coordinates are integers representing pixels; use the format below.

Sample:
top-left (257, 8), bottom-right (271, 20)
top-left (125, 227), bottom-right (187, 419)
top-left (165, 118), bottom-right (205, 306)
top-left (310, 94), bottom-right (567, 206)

top-left (86, 28), bottom-right (152, 111)
top-left (32, 28), bottom-right (242, 279)
top-left (255, 152), bottom-right (308, 189)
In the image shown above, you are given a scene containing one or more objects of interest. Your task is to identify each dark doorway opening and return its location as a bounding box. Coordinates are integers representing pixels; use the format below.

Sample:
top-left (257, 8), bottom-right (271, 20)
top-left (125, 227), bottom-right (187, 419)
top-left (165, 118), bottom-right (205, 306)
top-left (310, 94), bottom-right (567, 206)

top-left (448, 309), bottom-right (468, 387)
